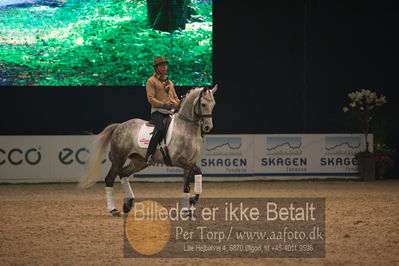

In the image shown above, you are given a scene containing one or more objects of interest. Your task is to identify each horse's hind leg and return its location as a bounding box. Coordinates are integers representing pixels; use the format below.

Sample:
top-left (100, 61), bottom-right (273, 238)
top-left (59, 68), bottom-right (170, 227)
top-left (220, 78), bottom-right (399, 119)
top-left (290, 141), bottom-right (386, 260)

top-left (104, 155), bottom-right (125, 217)
top-left (119, 155), bottom-right (148, 213)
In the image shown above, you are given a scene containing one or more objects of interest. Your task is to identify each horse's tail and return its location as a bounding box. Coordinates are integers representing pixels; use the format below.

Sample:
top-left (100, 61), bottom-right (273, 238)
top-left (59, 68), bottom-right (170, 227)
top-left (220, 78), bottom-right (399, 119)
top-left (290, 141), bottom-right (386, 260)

top-left (79, 123), bottom-right (120, 189)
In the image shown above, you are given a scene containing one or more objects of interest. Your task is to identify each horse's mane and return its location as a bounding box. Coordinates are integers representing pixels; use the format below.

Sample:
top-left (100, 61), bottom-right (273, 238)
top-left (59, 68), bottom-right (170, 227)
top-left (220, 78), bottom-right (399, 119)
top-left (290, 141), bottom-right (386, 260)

top-left (180, 87), bottom-right (203, 106)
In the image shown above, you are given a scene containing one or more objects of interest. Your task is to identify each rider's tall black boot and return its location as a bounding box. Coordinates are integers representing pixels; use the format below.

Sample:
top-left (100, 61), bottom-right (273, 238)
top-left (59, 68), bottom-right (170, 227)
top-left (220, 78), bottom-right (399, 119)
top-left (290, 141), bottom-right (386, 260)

top-left (145, 130), bottom-right (162, 164)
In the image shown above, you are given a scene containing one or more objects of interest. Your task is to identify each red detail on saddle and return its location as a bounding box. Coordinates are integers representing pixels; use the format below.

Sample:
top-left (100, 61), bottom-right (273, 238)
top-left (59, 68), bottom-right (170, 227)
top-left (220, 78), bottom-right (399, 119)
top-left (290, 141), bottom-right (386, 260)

top-left (139, 138), bottom-right (150, 145)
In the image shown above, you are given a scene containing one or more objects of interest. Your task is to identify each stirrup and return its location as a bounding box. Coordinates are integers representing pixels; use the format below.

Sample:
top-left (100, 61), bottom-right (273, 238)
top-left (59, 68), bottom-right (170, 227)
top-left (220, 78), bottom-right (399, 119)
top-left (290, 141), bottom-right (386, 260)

top-left (145, 154), bottom-right (155, 165)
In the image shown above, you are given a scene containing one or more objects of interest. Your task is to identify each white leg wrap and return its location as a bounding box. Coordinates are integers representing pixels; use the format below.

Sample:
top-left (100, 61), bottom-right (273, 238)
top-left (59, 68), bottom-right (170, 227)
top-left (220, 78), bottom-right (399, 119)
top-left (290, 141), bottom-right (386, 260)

top-left (120, 177), bottom-right (135, 199)
top-left (182, 192), bottom-right (190, 211)
top-left (194, 174), bottom-right (202, 194)
top-left (105, 187), bottom-right (116, 212)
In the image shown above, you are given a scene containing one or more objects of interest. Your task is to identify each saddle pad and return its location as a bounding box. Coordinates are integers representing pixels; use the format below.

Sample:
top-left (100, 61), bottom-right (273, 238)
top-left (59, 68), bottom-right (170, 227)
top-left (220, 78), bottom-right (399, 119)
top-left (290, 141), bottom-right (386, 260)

top-left (137, 115), bottom-right (175, 148)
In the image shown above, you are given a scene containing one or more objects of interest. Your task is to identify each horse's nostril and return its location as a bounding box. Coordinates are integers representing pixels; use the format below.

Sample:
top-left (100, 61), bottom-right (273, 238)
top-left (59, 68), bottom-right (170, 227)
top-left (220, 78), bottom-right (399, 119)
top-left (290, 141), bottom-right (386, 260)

top-left (204, 126), bottom-right (209, 131)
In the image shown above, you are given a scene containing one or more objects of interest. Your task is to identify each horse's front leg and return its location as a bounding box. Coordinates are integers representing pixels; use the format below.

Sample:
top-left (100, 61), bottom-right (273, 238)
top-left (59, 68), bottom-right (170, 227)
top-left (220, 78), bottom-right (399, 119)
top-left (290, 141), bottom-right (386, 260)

top-left (179, 158), bottom-right (202, 215)
top-left (184, 169), bottom-right (201, 206)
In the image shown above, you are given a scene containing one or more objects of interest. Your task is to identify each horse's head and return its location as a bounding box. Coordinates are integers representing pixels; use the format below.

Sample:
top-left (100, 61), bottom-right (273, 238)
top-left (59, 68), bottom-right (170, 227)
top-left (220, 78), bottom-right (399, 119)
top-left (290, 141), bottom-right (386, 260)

top-left (194, 85), bottom-right (217, 133)
top-left (178, 85), bottom-right (218, 133)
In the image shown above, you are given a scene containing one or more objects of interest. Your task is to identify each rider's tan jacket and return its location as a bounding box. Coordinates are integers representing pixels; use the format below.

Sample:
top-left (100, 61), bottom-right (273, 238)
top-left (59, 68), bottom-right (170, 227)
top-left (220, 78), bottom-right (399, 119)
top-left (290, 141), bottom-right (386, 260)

top-left (146, 74), bottom-right (180, 114)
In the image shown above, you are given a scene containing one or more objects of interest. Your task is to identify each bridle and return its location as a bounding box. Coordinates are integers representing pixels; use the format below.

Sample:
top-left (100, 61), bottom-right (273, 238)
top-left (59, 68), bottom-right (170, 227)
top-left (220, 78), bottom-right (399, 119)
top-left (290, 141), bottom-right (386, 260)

top-left (177, 88), bottom-right (213, 127)
top-left (195, 88), bottom-right (213, 120)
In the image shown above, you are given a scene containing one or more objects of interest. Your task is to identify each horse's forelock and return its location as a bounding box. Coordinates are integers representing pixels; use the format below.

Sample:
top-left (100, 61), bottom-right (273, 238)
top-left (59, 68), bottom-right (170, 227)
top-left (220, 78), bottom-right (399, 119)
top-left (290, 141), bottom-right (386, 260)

top-left (202, 87), bottom-right (215, 101)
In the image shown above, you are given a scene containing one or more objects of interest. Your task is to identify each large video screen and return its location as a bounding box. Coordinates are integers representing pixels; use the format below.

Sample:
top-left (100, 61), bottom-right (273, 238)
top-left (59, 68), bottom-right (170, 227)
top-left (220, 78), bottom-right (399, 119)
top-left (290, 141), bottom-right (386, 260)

top-left (0, 0), bottom-right (212, 86)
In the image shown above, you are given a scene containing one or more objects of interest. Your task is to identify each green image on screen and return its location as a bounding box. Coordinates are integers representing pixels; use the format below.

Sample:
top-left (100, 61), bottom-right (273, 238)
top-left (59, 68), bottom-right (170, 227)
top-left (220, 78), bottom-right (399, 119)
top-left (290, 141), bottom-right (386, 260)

top-left (0, 0), bottom-right (212, 86)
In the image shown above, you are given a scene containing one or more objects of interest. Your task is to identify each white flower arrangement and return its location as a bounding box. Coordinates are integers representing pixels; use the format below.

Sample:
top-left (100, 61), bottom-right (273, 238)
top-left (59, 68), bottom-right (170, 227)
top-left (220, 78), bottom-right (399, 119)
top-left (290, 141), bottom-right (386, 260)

top-left (343, 89), bottom-right (386, 114)
top-left (342, 89), bottom-right (387, 153)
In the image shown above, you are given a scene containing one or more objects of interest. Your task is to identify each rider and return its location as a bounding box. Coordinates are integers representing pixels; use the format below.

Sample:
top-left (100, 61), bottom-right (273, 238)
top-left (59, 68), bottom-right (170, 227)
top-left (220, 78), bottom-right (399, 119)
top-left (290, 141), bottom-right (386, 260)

top-left (145, 56), bottom-right (180, 164)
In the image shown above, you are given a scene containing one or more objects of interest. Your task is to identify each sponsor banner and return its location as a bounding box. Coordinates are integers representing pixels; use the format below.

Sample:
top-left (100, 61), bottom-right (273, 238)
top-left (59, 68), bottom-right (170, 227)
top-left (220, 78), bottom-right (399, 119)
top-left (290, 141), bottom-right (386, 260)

top-left (0, 134), bottom-right (371, 181)
top-left (0, 136), bottom-right (110, 180)
top-left (0, 136), bottom-right (50, 179)
top-left (49, 136), bottom-right (111, 179)
top-left (137, 164), bottom-right (184, 177)
top-left (254, 134), bottom-right (372, 176)
top-left (199, 135), bottom-right (254, 176)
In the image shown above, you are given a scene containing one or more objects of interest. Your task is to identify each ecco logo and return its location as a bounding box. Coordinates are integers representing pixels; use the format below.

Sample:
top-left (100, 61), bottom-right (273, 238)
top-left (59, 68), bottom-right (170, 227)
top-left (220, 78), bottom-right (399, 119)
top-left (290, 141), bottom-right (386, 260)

top-left (0, 148), bottom-right (42, 165)
top-left (58, 148), bottom-right (110, 165)
top-left (58, 148), bottom-right (89, 165)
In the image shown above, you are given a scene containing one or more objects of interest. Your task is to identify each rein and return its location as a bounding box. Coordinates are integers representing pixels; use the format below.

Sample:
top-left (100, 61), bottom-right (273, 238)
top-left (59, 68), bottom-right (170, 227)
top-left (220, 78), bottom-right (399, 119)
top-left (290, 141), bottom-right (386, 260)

top-left (176, 112), bottom-right (199, 126)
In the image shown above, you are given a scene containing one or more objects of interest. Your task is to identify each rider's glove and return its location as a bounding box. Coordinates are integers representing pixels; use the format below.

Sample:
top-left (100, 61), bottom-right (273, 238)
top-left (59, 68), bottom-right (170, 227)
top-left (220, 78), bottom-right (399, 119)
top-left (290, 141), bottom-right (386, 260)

top-left (163, 103), bottom-right (172, 110)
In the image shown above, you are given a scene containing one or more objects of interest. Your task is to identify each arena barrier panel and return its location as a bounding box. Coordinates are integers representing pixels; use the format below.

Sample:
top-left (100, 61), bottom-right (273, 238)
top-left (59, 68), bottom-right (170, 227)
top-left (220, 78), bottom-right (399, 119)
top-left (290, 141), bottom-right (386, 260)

top-left (0, 134), bottom-right (372, 182)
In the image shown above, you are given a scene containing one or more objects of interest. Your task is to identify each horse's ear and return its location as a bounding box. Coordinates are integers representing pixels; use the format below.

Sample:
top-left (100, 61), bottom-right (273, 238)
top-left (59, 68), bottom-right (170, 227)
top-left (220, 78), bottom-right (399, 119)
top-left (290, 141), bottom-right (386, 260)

top-left (211, 84), bottom-right (218, 94)
top-left (201, 86), bottom-right (208, 96)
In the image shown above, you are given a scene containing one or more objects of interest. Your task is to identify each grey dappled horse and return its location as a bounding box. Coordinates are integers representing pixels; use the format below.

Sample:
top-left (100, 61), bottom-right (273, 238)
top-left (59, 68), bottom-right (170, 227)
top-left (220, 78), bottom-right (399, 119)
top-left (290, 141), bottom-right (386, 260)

top-left (79, 86), bottom-right (217, 216)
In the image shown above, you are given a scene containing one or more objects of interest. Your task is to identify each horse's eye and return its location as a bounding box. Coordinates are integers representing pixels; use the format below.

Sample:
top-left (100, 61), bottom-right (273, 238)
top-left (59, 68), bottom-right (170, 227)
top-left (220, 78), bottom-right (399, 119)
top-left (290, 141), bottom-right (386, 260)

top-left (201, 103), bottom-right (206, 107)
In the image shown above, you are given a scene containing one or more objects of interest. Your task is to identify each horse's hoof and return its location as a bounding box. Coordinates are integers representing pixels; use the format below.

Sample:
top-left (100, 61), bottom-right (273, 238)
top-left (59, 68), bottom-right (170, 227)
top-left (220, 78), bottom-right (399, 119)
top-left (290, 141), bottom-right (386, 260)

top-left (190, 194), bottom-right (200, 205)
top-left (110, 209), bottom-right (121, 217)
top-left (123, 197), bottom-right (135, 213)
top-left (189, 197), bottom-right (197, 205)
top-left (181, 208), bottom-right (193, 218)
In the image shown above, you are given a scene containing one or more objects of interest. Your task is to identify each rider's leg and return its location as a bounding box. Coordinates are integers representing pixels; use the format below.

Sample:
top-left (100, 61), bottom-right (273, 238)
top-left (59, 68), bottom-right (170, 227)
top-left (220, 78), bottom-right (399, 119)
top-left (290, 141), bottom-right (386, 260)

top-left (145, 112), bottom-right (166, 163)
top-left (145, 130), bottom-right (162, 163)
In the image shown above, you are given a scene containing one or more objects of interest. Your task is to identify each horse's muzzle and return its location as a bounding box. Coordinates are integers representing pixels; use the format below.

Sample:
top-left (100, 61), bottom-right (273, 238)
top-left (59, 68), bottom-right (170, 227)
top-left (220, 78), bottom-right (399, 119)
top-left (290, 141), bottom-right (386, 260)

top-left (203, 125), bottom-right (212, 133)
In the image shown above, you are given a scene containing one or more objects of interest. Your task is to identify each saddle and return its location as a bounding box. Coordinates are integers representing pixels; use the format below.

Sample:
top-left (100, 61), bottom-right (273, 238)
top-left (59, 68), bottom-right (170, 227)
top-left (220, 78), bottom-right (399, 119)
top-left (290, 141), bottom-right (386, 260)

top-left (138, 115), bottom-right (175, 148)
top-left (147, 116), bottom-right (172, 142)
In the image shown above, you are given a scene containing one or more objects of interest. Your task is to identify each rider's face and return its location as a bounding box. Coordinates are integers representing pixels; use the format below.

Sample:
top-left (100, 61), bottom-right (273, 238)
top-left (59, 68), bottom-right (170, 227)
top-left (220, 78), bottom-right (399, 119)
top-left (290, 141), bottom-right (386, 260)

top-left (156, 63), bottom-right (168, 75)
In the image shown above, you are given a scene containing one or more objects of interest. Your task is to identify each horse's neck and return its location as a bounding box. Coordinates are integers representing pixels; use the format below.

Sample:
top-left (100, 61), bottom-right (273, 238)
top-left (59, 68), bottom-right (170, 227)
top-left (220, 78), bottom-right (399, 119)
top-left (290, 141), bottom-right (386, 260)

top-left (175, 104), bottom-right (201, 137)
top-left (178, 101), bottom-right (195, 122)
top-left (174, 90), bottom-right (202, 137)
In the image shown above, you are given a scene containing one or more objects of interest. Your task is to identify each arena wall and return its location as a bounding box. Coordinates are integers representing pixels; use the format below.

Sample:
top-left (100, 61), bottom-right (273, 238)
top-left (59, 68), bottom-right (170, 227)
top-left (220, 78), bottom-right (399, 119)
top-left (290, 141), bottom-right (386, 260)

top-left (0, 134), bottom-right (372, 183)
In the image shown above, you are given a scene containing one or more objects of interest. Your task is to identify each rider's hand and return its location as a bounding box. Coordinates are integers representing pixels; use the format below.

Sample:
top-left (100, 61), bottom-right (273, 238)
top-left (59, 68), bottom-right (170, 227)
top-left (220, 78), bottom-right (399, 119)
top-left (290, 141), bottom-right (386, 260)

top-left (163, 103), bottom-right (172, 110)
top-left (171, 100), bottom-right (180, 110)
